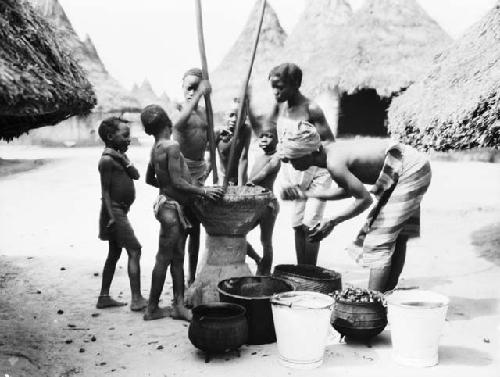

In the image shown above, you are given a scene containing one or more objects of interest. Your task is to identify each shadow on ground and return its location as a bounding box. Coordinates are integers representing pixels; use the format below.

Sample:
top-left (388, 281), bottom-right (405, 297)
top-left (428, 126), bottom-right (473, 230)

top-left (446, 296), bottom-right (500, 321)
top-left (439, 345), bottom-right (492, 366)
top-left (471, 223), bottom-right (500, 266)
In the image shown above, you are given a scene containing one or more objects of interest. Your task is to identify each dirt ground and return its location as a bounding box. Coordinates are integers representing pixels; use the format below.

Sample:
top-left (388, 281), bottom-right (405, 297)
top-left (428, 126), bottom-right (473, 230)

top-left (0, 143), bottom-right (499, 377)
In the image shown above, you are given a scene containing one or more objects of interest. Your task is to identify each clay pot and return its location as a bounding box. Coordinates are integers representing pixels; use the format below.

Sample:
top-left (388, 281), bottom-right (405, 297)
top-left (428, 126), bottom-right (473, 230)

top-left (217, 276), bottom-right (294, 345)
top-left (332, 299), bottom-right (387, 340)
top-left (188, 303), bottom-right (248, 358)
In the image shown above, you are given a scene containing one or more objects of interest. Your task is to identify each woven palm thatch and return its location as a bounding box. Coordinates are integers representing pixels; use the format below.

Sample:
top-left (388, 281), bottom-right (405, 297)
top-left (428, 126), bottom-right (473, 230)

top-left (309, 0), bottom-right (451, 98)
top-left (211, 0), bottom-right (287, 117)
top-left (31, 0), bottom-right (141, 113)
top-left (279, 0), bottom-right (353, 95)
top-left (388, 2), bottom-right (500, 151)
top-left (0, 0), bottom-right (96, 140)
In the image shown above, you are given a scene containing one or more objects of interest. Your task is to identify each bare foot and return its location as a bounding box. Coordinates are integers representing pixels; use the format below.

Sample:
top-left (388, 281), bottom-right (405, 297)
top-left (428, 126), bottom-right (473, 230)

top-left (171, 304), bottom-right (192, 322)
top-left (96, 295), bottom-right (127, 309)
top-left (130, 296), bottom-right (148, 312)
top-left (143, 306), bottom-right (172, 321)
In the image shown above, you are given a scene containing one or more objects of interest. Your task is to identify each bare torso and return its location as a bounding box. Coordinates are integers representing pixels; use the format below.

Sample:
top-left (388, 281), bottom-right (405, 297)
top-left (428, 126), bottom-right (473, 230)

top-left (99, 157), bottom-right (135, 206)
top-left (276, 94), bottom-right (334, 143)
top-left (325, 139), bottom-right (390, 184)
top-left (151, 140), bottom-right (193, 205)
top-left (172, 106), bottom-right (208, 161)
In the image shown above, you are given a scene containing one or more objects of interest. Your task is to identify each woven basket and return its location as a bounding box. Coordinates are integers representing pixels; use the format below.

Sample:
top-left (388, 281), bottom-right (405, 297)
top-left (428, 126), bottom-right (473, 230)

top-left (272, 264), bottom-right (342, 294)
top-left (193, 186), bottom-right (274, 236)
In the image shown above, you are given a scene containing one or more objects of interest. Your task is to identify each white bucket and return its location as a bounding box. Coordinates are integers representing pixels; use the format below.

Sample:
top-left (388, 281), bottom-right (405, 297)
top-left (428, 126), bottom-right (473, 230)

top-left (386, 290), bottom-right (449, 367)
top-left (271, 291), bottom-right (335, 369)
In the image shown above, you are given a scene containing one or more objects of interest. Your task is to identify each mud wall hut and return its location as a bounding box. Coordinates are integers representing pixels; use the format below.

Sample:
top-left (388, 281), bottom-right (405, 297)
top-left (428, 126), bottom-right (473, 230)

top-left (388, 2), bottom-right (500, 151)
top-left (19, 0), bottom-right (141, 145)
top-left (306, 0), bottom-right (451, 137)
top-left (0, 0), bottom-right (96, 141)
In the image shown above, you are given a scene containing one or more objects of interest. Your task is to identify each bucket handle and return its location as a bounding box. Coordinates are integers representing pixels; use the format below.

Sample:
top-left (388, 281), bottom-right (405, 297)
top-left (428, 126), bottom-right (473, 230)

top-left (271, 300), bottom-right (335, 310)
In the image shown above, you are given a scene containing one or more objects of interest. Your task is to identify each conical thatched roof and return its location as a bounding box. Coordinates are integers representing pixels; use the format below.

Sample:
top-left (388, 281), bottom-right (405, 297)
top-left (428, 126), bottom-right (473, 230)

top-left (131, 80), bottom-right (160, 108)
top-left (279, 0), bottom-right (353, 94)
top-left (309, 0), bottom-right (451, 97)
top-left (0, 0), bottom-right (96, 140)
top-left (388, 2), bottom-right (500, 151)
top-left (130, 80), bottom-right (175, 115)
top-left (211, 1), bottom-right (287, 116)
top-left (30, 0), bottom-right (140, 113)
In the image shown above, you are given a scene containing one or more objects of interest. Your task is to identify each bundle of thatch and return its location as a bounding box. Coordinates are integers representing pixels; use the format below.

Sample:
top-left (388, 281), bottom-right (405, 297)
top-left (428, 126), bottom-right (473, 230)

top-left (211, 0), bottom-right (287, 117)
top-left (310, 0), bottom-right (451, 97)
top-left (0, 0), bottom-right (96, 140)
top-left (279, 0), bottom-right (353, 94)
top-left (30, 0), bottom-right (141, 113)
top-left (388, 2), bottom-right (500, 151)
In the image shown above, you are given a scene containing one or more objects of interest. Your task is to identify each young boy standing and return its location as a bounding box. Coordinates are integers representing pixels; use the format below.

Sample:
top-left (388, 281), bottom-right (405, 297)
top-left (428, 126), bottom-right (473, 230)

top-left (246, 130), bottom-right (281, 275)
top-left (97, 117), bottom-right (147, 311)
top-left (141, 105), bottom-right (224, 321)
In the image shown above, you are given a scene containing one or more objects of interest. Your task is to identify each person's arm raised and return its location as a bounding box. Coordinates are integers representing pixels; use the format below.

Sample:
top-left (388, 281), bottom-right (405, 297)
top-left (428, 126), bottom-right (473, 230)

top-left (262, 102), bottom-right (279, 135)
top-left (309, 102), bottom-right (335, 143)
top-left (173, 80), bottom-right (211, 131)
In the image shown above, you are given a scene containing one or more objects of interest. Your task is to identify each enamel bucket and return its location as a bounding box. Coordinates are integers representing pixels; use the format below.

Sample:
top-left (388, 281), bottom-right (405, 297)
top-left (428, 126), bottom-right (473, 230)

top-left (271, 291), bottom-right (335, 369)
top-left (386, 290), bottom-right (449, 367)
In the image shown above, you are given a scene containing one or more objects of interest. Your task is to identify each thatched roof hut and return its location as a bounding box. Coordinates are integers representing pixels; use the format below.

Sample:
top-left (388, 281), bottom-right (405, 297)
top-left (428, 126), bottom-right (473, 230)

top-left (306, 0), bottom-right (451, 136)
top-left (31, 0), bottom-right (141, 113)
top-left (130, 79), bottom-right (175, 115)
top-left (211, 0), bottom-right (287, 117)
top-left (388, 2), bottom-right (500, 151)
top-left (280, 0), bottom-right (353, 93)
top-left (0, 0), bottom-right (96, 140)
top-left (273, 0), bottom-right (352, 134)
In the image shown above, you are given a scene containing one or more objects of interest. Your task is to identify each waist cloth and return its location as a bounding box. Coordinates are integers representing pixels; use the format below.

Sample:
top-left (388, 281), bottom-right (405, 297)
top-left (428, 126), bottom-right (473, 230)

top-left (153, 194), bottom-right (192, 231)
top-left (347, 142), bottom-right (432, 268)
top-left (185, 158), bottom-right (207, 187)
top-left (99, 200), bottom-right (141, 250)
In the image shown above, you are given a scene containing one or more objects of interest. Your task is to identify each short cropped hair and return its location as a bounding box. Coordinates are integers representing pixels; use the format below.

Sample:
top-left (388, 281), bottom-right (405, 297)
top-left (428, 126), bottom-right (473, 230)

top-left (182, 67), bottom-right (203, 81)
top-left (140, 105), bottom-right (171, 135)
top-left (98, 117), bottom-right (129, 143)
top-left (268, 63), bottom-right (302, 88)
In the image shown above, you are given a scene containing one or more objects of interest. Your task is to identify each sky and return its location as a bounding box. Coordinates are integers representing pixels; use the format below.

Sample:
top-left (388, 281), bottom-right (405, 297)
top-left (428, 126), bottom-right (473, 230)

top-left (59, 0), bottom-right (496, 101)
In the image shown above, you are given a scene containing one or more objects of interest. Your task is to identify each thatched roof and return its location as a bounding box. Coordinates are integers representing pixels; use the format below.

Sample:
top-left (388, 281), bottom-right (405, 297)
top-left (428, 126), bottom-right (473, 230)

top-left (30, 0), bottom-right (141, 113)
top-left (308, 0), bottom-right (451, 98)
top-left (388, 2), bottom-right (500, 151)
top-left (279, 0), bottom-right (353, 94)
top-left (0, 0), bottom-right (96, 140)
top-left (130, 79), bottom-right (176, 115)
top-left (211, 0), bottom-right (287, 116)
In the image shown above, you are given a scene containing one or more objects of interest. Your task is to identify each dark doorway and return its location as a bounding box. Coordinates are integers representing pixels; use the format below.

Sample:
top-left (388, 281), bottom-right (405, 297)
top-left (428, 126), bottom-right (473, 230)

top-left (337, 88), bottom-right (391, 137)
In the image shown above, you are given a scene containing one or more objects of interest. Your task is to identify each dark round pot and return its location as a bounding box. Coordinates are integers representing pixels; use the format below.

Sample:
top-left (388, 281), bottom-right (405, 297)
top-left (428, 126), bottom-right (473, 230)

top-left (217, 276), bottom-right (294, 345)
top-left (332, 299), bottom-right (388, 340)
top-left (188, 303), bottom-right (248, 354)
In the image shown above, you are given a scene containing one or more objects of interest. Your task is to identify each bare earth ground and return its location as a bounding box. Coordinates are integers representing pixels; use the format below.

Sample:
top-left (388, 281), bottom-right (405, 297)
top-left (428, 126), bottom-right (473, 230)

top-left (0, 144), bottom-right (499, 377)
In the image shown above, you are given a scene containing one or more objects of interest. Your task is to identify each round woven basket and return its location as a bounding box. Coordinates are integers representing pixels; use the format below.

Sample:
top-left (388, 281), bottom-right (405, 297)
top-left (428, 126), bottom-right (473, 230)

top-left (193, 186), bottom-right (274, 236)
top-left (272, 264), bottom-right (342, 294)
